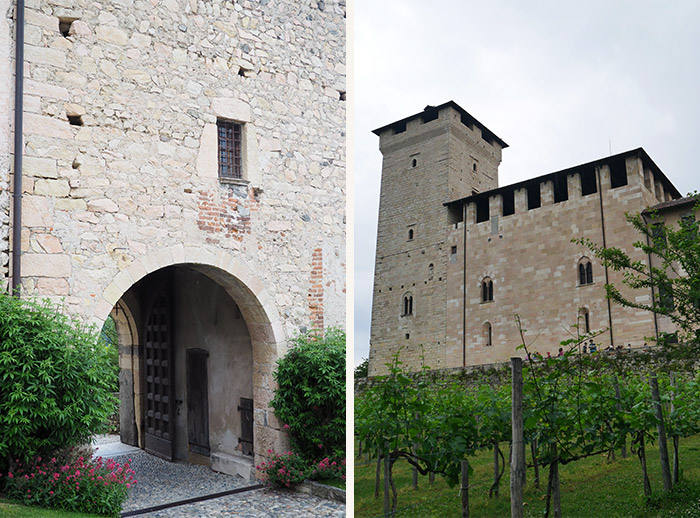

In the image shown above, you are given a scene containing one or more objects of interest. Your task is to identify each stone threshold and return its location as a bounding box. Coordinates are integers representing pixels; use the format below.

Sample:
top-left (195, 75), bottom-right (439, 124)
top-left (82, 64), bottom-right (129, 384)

top-left (295, 480), bottom-right (346, 504)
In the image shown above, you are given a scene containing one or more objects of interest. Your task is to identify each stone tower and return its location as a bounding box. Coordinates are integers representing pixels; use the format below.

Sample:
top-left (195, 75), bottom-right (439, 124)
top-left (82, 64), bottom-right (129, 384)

top-left (368, 102), bottom-right (507, 375)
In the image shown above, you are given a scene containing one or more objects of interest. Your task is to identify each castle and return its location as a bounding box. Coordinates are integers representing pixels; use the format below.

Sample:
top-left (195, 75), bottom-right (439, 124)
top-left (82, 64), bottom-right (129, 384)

top-left (0, 0), bottom-right (346, 478)
top-left (369, 101), bottom-right (688, 376)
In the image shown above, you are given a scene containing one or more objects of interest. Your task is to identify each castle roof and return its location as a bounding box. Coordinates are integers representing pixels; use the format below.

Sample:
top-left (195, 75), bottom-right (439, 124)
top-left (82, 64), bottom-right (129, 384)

top-left (372, 101), bottom-right (509, 149)
top-left (645, 195), bottom-right (699, 213)
top-left (444, 147), bottom-right (681, 210)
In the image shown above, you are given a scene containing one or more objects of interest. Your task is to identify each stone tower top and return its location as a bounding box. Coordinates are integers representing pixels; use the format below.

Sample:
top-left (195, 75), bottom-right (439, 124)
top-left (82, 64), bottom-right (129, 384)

top-left (373, 100), bottom-right (508, 151)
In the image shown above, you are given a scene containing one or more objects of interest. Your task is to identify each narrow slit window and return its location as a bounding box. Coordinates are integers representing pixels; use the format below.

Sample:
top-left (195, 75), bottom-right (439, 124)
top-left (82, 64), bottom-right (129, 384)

top-left (483, 322), bottom-right (492, 346)
top-left (578, 308), bottom-right (590, 334)
top-left (217, 119), bottom-right (242, 180)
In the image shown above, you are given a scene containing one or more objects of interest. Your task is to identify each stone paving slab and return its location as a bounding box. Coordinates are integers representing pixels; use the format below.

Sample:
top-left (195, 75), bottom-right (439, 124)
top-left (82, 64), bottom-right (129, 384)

top-left (131, 488), bottom-right (346, 517)
top-left (93, 437), bottom-right (345, 517)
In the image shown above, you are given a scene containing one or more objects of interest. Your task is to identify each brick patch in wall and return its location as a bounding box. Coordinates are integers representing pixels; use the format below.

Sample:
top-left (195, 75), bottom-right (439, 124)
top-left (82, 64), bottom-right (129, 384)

top-left (197, 189), bottom-right (256, 242)
top-left (308, 248), bottom-right (324, 330)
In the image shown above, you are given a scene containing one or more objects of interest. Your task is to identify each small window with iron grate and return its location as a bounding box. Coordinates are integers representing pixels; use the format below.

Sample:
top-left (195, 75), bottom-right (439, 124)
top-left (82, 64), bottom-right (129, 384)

top-left (217, 119), bottom-right (243, 180)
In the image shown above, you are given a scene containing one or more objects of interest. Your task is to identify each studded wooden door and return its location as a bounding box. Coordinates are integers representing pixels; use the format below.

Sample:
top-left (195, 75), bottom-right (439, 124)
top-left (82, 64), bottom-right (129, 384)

top-left (144, 287), bottom-right (174, 460)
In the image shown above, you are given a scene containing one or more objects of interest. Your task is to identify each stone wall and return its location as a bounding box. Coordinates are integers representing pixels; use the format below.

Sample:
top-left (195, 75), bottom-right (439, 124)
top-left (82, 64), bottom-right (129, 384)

top-left (0, 0), bottom-right (346, 468)
top-left (0, 0), bottom-right (345, 331)
top-left (0, 0), bottom-right (12, 284)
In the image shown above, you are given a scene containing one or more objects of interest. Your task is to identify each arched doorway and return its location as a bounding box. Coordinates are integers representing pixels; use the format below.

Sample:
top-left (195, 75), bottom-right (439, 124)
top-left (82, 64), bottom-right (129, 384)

top-left (97, 248), bottom-right (284, 480)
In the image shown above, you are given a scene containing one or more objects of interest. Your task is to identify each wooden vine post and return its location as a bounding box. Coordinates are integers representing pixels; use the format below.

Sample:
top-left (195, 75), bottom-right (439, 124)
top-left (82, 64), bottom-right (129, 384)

top-left (461, 460), bottom-right (470, 518)
top-left (383, 442), bottom-right (391, 516)
top-left (670, 372), bottom-right (679, 485)
top-left (650, 374), bottom-right (672, 491)
top-left (614, 376), bottom-right (627, 458)
top-left (510, 357), bottom-right (525, 518)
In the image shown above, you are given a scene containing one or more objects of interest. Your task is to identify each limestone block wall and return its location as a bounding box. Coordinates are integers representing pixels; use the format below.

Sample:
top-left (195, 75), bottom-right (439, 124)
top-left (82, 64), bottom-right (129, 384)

top-left (445, 155), bottom-right (669, 367)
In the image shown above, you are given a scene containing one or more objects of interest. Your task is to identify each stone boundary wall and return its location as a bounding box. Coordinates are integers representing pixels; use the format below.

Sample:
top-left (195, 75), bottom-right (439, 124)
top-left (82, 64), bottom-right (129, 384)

top-left (355, 346), bottom-right (700, 397)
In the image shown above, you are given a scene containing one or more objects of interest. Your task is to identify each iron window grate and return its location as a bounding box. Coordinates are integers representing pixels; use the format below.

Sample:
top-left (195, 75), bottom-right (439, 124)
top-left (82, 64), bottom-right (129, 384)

top-left (217, 120), bottom-right (242, 179)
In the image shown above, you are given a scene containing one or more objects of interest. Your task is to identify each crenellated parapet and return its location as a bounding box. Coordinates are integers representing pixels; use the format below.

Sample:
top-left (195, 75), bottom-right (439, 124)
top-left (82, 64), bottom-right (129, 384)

top-left (450, 148), bottom-right (680, 227)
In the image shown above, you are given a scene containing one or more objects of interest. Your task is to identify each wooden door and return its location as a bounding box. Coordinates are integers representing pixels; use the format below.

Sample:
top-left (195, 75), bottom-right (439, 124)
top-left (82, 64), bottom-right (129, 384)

top-left (186, 348), bottom-right (210, 456)
top-left (144, 287), bottom-right (174, 460)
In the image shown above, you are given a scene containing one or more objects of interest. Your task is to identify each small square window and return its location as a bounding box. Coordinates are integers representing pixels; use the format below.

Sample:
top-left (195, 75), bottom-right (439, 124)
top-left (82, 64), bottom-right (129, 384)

top-left (217, 119), bottom-right (242, 180)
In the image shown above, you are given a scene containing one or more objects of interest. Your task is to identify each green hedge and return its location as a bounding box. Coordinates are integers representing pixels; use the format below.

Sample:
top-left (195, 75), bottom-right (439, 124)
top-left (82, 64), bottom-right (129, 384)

top-left (271, 327), bottom-right (345, 462)
top-left (0, 293), bottom-right (116, 478)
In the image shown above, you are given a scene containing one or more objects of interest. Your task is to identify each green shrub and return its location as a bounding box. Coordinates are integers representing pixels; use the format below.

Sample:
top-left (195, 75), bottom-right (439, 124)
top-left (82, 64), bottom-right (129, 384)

top-left (2, 453), bottom-right (136, 517)
top-left (0, 293), bottom-right (117, 478)
top-left (99, 316), bottom-right (119, 393)
top-left (270, 327), bottom-right (345, 462)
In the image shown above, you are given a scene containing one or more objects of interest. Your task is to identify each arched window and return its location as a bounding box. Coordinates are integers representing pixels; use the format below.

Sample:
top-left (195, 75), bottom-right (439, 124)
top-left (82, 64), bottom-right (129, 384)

top-left (481, 277), bottom-right (493, 302)
top-left (578, 258), bottom-right (593, 285)
top-left (408, 228), bottom-right (414, 240)
top-left (578, 307), bottom-right (590, 334)
top-left (483, 322), bottom-right (492, 346)
top-left (402, 293), bottom-right (413, 316)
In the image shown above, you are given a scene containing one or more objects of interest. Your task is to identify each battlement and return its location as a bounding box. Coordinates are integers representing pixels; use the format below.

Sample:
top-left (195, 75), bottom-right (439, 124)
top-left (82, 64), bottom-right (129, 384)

top-left (373, 101), bottom-right (508, 154)
top-left (446, 148), bottom-right (680, 226)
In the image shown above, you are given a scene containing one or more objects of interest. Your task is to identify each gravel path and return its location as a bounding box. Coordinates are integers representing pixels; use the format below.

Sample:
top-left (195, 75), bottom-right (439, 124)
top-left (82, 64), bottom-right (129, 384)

top-left (93, 437), bottom-right (345, 517)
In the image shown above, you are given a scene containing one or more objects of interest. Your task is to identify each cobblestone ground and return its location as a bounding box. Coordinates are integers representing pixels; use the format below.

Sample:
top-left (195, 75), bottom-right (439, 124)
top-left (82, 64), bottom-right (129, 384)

top-left (94, 439), bottom-right (345, 517)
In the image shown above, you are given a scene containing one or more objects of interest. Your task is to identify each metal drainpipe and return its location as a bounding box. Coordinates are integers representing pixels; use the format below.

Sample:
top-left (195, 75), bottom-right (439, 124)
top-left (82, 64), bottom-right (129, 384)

top-left (641, 212), bottom-right (660, 342)
top-left (462, 202), bottom-right (467, 366)
top-left (596, 166), bottom-right (614, 347)
top-left (11, 0), bottom-right (24, 296)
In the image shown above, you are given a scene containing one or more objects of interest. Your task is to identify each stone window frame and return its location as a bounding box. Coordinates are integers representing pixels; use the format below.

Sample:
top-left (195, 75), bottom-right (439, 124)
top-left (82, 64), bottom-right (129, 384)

top-left (196, 98), bottom-right (260, 187)
top-left (481, 277), bottom-right (494, 303)
top-left (577, 257), bottom-right (593, 286)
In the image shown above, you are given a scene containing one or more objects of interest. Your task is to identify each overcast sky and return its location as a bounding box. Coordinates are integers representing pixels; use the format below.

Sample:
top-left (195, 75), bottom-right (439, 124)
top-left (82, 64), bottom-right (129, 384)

top-left (352, 0), bottom-right (700, 367)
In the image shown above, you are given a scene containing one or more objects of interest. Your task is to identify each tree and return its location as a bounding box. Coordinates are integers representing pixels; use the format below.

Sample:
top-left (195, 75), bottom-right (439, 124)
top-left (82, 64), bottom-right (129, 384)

top-left (355, 357), bottom-right (369, 379)
top-left (577, 197), bottom-right (700, 344)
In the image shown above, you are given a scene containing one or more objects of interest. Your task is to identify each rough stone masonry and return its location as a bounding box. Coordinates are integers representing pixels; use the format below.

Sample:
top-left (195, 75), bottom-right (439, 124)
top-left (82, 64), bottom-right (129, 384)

top-left (0, 0), bottom-right (345, 470)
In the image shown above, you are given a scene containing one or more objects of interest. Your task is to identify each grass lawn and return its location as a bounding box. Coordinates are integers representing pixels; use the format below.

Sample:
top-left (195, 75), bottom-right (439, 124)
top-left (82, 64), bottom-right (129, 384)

top-left (0, 500), bottom-right (106, 518)
top-left (355, 434), bottom-right (700, 517)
